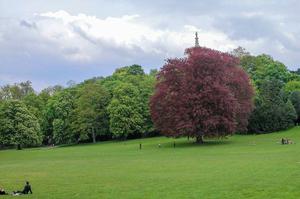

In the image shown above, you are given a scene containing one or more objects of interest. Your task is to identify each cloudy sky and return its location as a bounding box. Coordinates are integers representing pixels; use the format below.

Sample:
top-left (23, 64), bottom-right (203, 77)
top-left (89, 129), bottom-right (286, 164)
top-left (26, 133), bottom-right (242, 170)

top-left (0, 0), bottom-right (300, 90)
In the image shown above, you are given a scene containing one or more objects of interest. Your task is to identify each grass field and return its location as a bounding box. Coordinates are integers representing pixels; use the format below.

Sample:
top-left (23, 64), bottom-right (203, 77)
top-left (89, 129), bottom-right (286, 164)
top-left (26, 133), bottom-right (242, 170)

top-left (1, 127), bottom-right (300, 199)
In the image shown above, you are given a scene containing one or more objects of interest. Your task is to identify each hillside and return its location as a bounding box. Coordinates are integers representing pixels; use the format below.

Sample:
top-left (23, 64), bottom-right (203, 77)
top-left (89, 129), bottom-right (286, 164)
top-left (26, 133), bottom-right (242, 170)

top-left (1, 127), bottom-right (300, 198)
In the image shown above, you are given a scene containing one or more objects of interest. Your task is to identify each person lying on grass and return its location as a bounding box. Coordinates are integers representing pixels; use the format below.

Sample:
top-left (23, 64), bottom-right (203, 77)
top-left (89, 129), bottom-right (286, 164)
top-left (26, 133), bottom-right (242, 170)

top-left (13, 181), bottom-right (32, 195)
top-left (0, 188), bottom-right (8, 195)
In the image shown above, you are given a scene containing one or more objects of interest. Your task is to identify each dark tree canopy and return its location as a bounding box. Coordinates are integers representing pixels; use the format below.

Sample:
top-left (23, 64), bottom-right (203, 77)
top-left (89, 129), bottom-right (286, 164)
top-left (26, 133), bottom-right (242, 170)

top-left (290, 91), bottom-right (300, 124)
top-left (72, 82), bottom-right (110, 143)
top-left (150, 47), bottom-right (254, 142)
top-left (248, 79), bottom-right (297, 133)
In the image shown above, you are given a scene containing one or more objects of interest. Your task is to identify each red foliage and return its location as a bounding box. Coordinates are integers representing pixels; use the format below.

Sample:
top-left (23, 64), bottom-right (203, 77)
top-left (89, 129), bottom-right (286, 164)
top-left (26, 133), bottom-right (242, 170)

top-left (150, 47), bottom-right (254, 142)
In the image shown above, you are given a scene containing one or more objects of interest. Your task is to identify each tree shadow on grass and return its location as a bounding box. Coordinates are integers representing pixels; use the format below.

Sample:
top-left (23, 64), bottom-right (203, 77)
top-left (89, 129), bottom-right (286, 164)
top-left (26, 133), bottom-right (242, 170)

top-left (162, 139), bottom-right (232, 149)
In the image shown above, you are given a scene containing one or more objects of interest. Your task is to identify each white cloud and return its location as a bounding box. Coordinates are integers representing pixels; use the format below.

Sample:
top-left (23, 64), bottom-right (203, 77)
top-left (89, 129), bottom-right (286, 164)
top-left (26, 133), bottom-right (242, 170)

top-left (9, 10), bottom-right (238, 63)
top-left (2, 7), bottom-right (299, 90)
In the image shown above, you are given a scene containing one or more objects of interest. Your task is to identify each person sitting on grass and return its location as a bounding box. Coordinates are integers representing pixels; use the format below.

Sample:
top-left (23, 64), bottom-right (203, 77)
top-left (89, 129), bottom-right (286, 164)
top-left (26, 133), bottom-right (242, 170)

top-left (281, 138), bottom-right (295, 145)
top-left (0, 187), bottom-right (8, 195)
top-left (13, 181), bottom-right (32, 195)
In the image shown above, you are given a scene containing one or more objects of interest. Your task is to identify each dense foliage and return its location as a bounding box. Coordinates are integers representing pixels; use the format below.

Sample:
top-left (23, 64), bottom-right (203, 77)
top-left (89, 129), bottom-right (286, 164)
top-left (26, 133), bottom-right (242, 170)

top-left (239, 53), bottom-right (299, 133)
top-left (248, 79), bottom-right (297, 133)
top-left (108, 83), bottom-right (144, 139)
top-left (0, 65), bottom-right (155, 148)
top-left (0, 100), bottom-right (42, 148)
top-left (72, 82), bottom-right (110, 143)
top-left (1, 45), bottom-right (300, 148)
top-left (150, 47), bottom-right (254, 142)
top-left (44, 89), bottom-right (76, 144)
top-left (289, 91), bottom-right (300, 124)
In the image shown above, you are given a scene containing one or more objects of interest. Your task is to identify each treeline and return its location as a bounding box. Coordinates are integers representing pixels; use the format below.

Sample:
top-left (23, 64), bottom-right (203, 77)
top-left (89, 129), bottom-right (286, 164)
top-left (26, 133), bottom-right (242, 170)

top-left (1, 48), bottom-right (300, 148)
top-left (0, 65), bottom-right (157, 148)
top-left (232, 47), bottom-right (300, 133)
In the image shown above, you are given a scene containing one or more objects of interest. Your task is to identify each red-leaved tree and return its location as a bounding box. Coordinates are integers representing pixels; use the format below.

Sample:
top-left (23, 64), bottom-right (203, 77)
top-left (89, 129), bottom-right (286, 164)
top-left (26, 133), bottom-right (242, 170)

top-left (150, 47), bottom-right (254, 143)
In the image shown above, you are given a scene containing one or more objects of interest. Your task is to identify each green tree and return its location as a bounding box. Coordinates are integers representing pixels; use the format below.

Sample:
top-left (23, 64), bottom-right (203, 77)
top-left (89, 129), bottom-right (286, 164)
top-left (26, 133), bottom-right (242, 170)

top-left (240, 54), bottom-right (291, 89)
top-left (36, 89), bottom-right (53, 144)
top-left (284, 80), bottom-right (300, 93)
top-left (0, 100), bottom-right (41, 148)
top-left (72, 82), bottom-right (110, 143)
top-left (114, 64), bottom-right (145, 76)
top-left (107, 83), bottom-right (144, 139)
top-left (288, 72), bottom-right (300, 82)
top-left (101, 65), bottom-right (145, 94)
top-left (289, 91), bottom-right (300, 124)
top-left (240, 54), bottom-right (297, 133)
top-left (23, 93), bottom-right (43, 120)
top-left (102, 65), bottom-right (155, 136)
top-left (248, 79), bottom-right (297, 133)
top-left (44, 89), bottom-right (76, 144)
top-left (139, 73), bottom-right (156, 134)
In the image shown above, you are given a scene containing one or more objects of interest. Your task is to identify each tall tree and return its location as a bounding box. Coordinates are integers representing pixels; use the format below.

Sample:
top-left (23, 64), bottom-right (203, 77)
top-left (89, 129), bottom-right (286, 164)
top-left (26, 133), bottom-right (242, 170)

top-left (107, 83), bottom-right (144, 139)
top-left (0, 100), bottom-right (41, 148)
top-left (72, 82), bottom-right (110, 143)
top-left (150, 47), bottom-right (254, 143)
top-left (289, 91), bottom-right (300, 124)
top-left (102, 65), bottom-right (155, 137)
top-left (139, 73), bottom-right (156, 134)
top-left (44, 89), bottom-right (76, 144)
top-left (248, 79), bottom-right (297, 133)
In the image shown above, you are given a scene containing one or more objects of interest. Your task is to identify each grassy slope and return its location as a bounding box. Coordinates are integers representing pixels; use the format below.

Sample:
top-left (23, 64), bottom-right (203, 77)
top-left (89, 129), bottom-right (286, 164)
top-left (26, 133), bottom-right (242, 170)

top-left (1, 127), bottom-right (300, 199)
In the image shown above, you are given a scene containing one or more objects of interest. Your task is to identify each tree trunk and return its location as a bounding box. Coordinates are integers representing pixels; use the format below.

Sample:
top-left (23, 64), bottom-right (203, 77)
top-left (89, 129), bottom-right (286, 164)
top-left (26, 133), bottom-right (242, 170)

top-left (92, 128), bottom-right (96, 143)
top-left (17, 144), bottom-right (22, 150)
top-left (196, 135), bottom-right (204, 144)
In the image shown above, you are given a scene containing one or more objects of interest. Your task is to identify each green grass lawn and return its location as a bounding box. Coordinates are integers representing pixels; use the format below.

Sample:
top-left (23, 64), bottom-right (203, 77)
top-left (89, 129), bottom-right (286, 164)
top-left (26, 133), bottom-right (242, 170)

top-left (1, 127), bottom-right (300, 199)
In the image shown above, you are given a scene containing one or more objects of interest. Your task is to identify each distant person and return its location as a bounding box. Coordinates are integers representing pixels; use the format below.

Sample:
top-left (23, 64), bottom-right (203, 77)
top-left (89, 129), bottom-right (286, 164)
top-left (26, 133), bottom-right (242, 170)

top-left (13, 181), bottom-right (32, 195)
top-left (22, 181), bottom-right (32, 194)
top-left (0, 188), bottom-right (7, 195)
top-left (281, 138), bottom-right (285, 145)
